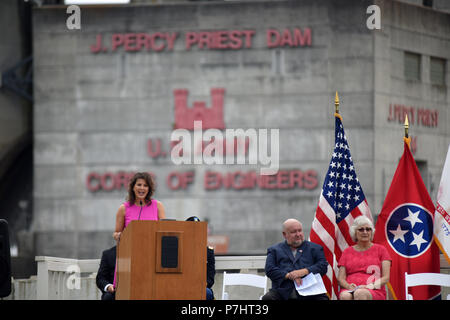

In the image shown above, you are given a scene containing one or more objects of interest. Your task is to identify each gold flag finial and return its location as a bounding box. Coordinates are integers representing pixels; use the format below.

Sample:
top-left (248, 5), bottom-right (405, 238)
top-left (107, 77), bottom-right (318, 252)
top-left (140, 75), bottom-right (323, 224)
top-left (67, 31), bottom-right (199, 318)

top-left (404, 114), bottom-right (411, 148)
top-left (335, 91), bottom-right (340, 114)
top-left (404, 114), bottom-right (409, 138)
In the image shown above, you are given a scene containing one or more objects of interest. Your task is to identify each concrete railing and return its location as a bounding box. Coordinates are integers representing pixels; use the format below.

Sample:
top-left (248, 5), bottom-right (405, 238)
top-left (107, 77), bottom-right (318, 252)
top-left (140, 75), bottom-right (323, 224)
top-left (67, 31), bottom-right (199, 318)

top-left (5, 255), bottom-right (268, 300)
top-left (6, 254), bottom-right (447, 300)
top-left (35, 256), bottom-right (102, 300)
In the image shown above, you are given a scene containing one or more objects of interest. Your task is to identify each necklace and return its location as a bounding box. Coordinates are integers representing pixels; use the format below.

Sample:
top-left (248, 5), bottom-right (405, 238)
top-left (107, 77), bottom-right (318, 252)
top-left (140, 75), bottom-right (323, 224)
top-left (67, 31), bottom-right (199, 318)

top-left (135, 199), bottom-right (146, 206)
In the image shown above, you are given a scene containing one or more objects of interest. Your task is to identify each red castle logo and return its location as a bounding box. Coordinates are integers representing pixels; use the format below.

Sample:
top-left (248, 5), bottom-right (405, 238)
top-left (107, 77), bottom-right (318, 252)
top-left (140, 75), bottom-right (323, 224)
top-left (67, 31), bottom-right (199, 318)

top-left (174, 88), bottom-right (225, 130)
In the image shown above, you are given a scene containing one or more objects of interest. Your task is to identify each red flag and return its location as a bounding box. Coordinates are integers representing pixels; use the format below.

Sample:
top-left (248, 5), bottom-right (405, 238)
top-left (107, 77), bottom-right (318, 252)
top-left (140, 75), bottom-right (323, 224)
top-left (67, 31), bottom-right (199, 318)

top-left (373, 141), bottom-right (441, 300)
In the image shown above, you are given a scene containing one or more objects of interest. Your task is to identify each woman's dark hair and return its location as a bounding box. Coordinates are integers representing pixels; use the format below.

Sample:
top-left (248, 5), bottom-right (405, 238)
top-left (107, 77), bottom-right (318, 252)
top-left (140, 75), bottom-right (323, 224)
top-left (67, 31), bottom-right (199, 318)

top-left (127, 172), bottom-right (155, 206)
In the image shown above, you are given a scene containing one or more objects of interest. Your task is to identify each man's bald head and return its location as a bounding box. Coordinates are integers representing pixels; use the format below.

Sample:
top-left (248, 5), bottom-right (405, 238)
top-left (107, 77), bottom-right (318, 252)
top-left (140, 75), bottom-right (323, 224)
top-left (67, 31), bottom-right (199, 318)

top-left (282, 219), bottom-right (305, 248)
top-left (282, 219), bottom-right (302, 232)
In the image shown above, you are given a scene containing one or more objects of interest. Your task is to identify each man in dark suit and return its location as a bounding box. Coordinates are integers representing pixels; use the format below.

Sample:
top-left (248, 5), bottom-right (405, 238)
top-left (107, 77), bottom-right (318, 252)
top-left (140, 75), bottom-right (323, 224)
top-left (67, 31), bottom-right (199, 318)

top-left (262, 218), bottom-right (329, 300)
top-left (96, 246), bottom-right (116, 300)
top-left (206, 245), bottom-right (216, 300)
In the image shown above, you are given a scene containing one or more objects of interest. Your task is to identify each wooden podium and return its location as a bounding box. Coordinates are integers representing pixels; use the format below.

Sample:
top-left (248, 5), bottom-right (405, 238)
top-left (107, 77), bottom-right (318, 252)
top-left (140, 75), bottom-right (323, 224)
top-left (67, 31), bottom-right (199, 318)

top-left (115, 220), bottom-right (207, 300)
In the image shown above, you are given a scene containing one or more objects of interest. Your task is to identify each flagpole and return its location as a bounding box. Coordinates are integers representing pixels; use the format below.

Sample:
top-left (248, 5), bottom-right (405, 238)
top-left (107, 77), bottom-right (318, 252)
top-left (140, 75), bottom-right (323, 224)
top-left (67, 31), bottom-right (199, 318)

top-left (404, 115), bottom-right (411, 149)
top-left (310, 90), bottom-right (373, 299)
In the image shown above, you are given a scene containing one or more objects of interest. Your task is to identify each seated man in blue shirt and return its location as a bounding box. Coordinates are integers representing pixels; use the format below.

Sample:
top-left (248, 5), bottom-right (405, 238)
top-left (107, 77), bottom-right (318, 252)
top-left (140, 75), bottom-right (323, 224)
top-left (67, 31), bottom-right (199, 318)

top-left (262, 218), bottom-right (329, 300)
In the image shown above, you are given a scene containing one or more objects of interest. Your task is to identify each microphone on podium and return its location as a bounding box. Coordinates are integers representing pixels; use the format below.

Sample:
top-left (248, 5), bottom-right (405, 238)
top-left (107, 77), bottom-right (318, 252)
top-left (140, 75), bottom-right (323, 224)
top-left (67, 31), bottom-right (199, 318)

top-left (138, 200), bottom-right (143, 220)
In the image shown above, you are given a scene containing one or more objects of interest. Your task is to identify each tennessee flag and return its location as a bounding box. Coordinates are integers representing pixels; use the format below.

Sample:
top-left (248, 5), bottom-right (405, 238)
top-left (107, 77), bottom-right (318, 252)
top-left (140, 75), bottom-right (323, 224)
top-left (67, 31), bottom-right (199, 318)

top-left (373, 141), bottom-right (441, 300)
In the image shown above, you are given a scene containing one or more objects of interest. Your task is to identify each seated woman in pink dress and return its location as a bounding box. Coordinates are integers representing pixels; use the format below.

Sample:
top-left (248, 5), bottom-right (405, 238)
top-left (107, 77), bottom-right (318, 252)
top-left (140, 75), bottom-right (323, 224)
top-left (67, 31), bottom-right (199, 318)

top-left (113, 172), bottom-right (166, 241)
top-left (337, 216), bottom-right (391, 300)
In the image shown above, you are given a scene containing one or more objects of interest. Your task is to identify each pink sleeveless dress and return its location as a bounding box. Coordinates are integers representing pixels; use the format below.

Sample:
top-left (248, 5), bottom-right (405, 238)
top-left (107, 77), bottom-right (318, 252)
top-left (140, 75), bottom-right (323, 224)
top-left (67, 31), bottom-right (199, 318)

top-left (114, 199), bottom-right (159, 288)
top-left (123, 200), bottom-right (159, 227)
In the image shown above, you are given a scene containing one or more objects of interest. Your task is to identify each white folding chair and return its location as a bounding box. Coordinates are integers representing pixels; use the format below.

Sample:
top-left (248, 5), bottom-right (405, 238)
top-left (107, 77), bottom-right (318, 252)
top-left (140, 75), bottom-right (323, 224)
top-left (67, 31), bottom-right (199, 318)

top-left (221, 271), bottom-right (268, 300)
top-left (405, 272), bottom-right (450, 300)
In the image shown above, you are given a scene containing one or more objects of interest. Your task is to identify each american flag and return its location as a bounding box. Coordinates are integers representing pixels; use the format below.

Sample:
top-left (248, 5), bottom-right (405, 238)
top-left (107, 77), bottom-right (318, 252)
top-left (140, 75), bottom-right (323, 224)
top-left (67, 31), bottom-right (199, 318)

top-left (309, 114), bottom-right (372, 299)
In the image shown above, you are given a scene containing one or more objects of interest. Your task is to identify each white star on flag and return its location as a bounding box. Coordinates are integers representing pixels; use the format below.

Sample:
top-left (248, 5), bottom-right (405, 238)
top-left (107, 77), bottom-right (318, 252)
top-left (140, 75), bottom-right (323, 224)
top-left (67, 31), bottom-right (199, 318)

top-left (410, 230), bottom-right (428, 251)
top-left (389, 224), bottom-right (408, 243)
top-left (403, 208), bottom-right (423, 228)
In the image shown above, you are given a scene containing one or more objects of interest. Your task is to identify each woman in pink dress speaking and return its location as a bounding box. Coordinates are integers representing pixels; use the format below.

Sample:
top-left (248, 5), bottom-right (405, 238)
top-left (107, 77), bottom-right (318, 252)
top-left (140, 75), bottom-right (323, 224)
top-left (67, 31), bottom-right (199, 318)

top-left (109, 172), bottom-right (166, 293)
top-left (113, 172), bottom-right (166, 242)
top-left (337, 216), bottom-right (391, 300)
